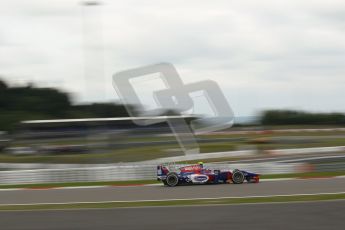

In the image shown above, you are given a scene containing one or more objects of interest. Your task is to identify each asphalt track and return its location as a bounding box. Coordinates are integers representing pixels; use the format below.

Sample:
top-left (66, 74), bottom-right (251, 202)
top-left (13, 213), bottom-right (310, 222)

top-left (0, 177), bottom-right (344, 205)
top-left (0, 200), bottom-right (344, 230)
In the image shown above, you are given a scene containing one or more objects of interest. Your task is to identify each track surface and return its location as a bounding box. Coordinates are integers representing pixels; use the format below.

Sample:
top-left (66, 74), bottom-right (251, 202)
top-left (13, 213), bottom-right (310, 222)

top-left (0, 200), bottom-right (344, 230)
top-left (0, 177), bottom-right (344, 205)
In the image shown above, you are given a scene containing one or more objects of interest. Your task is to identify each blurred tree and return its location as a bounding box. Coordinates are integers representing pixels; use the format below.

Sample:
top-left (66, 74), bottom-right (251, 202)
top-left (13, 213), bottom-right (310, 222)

top-left (71, 103), bottom-right (130, 118)
top-left (261, 110), bottom-right (345, 126)
top-left (0, 79), bottom-right (130, 131)
top-left (0, 79), bottom-right (7, 89)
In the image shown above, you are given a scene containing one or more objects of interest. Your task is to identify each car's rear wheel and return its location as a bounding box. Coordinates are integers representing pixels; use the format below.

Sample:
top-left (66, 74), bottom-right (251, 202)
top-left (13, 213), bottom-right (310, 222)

top-left (232, 169), bottom-right (244, 184)
top-left (166, 173), bottom-right (179, 187)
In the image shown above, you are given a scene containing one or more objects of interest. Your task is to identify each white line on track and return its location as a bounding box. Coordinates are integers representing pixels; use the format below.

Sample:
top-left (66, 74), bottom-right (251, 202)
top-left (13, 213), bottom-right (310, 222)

top-left (0, 192), bottom-right (344, 207)
top-left (2, 199), bottom-right (345, 213)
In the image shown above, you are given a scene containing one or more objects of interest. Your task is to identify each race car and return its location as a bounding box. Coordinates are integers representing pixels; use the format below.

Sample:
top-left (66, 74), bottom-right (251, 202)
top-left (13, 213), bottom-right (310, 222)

top-left (157, 162), bottom-right (260, 187)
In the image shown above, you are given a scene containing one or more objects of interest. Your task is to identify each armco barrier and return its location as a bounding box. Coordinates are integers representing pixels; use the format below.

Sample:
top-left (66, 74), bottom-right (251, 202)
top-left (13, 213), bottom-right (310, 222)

top-left (0, 162), bottom-right (308, 185)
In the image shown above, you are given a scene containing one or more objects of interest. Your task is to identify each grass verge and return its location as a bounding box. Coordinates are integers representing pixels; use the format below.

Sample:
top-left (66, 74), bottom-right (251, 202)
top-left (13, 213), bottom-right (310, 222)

top-left (0, 193), bottom-right (344, 211)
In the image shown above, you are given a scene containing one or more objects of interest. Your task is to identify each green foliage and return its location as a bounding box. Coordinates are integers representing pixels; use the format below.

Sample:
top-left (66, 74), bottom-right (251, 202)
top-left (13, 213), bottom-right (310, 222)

top-left (0, 79), bottom-right (129, 131)
top-left (71, 103), bottom-right (130, 118)
top-left (0, 79), bottom-right (7, 89)
top-left (261, 110), bottom-right (345, 126)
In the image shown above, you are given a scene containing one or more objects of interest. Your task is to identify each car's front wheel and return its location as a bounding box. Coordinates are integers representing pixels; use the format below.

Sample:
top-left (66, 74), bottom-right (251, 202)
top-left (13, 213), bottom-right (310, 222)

top-left (165, 173), bottom-right (179, 187)
top-left (232, 169), bottom-right (245, 184)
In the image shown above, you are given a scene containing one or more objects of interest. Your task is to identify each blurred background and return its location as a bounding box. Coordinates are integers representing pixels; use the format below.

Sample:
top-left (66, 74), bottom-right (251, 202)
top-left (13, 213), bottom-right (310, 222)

top-left (0, 0), bottom-right (344, 183)
top-left (1, 2), bottom-right (345, 230)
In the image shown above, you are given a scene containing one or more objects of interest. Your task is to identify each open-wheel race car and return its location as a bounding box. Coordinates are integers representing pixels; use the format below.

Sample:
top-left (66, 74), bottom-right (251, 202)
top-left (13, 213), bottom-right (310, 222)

top-left (157, 162), bottom-right (260, 187)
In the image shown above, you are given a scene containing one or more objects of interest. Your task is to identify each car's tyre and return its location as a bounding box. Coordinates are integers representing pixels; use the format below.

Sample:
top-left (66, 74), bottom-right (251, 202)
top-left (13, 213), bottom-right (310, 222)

top-left (166, 172), bottom-right (179, 187)
top-left (162, 180), bottom-right (168, 186)
top-left (232, 169), bottom-right (245, 184)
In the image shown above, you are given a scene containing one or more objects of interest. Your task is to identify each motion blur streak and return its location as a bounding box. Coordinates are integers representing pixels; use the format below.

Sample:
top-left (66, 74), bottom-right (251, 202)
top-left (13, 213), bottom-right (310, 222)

top-left (0, 200), bottom-right (344, 230)
top-left (0, 177), bottom-right (344, 205)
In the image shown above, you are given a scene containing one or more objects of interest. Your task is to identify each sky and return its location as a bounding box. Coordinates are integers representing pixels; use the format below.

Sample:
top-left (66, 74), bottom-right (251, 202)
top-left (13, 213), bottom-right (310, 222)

top-left (0, 0), bottom-right (345, 117)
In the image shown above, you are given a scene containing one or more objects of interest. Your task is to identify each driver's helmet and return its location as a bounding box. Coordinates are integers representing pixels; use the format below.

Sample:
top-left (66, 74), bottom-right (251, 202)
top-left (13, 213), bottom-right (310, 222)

top-left (198, 162), bottom-right (204, 168)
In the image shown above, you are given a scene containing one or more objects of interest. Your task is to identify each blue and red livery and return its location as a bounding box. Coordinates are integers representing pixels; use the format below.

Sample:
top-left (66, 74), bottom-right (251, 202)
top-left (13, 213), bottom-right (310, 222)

top-left (157, 163), bottom-right (260, 187)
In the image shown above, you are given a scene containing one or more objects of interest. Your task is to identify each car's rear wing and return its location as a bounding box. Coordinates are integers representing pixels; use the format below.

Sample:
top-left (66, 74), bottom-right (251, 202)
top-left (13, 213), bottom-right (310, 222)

top-left (157, 165), bottom-right (170, 177)
top-left (157, 165), bottom-right (170, 181)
